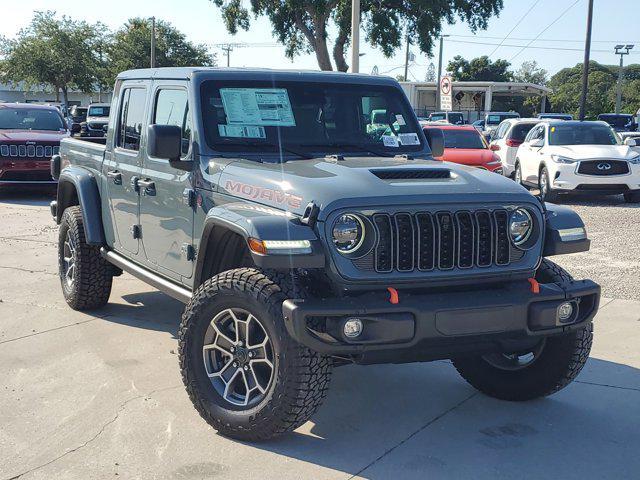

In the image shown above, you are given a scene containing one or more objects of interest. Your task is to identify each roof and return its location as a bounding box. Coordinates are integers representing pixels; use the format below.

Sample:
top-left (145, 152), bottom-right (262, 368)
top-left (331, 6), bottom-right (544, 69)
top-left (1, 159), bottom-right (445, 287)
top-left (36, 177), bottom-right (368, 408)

top-left (0, 103), bottom-right (61, 111)
top-left (400, 80), bottom-right (551, 94)
top-left (422, 124), bottom-right (477, 131)
top-left (544, 120), bottom-right (610, 127)
top-left (117, 67), bottom-right (399, 86)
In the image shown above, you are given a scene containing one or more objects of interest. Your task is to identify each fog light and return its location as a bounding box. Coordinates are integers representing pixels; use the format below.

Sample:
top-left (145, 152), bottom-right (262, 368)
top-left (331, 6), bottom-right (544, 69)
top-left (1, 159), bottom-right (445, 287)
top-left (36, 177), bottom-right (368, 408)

top-left (343, 318), bottom-right (363, 338)
top-left (557, 302), bottom-right (574, 323)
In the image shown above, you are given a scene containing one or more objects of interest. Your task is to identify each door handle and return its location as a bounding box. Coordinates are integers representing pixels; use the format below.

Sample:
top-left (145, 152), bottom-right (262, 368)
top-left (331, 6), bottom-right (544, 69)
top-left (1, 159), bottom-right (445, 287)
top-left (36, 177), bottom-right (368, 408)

top-left (106, 170), bottom-right (122, 185)
top-left (137, 178), bottom-right (156, 195)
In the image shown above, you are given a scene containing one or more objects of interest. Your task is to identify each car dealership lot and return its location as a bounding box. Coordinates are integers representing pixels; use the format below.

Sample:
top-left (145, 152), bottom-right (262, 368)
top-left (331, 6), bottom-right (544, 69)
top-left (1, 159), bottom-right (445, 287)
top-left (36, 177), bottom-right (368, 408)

top-left (1, 190), bottom-right (639, 480)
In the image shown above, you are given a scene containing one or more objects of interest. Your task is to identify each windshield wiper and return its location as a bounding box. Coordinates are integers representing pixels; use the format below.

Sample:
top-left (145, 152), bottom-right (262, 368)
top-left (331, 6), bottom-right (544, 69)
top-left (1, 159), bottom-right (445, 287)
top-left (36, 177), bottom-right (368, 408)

top-left (297, 142), bottom-right (395, 158)
top-left (238, 141), bottom-right (315, 160)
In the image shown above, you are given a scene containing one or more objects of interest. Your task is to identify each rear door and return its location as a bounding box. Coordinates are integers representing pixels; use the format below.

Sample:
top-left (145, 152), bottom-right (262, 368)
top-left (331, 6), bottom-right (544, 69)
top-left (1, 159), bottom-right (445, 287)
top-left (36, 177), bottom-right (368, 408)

top-left (138, 83), bottom-right (195, 279)
top-left (104, 82), bottom-right (149, 255)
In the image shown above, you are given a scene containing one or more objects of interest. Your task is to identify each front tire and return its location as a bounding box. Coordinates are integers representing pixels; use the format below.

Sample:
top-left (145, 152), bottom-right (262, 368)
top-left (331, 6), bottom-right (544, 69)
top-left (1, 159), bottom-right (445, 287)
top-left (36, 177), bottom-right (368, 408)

top-left (539, 165), bottom-right (558, 202)
top-left (623, 190), bottom-right (640, 203)
top-left (452, 259), bottom-right (593, 401)
top-left (58, 206), bottom-right (113, 310)
top-left (514, 162), bottom-right (523, 185)
top-left (179, 268), bottom-right (332, 441)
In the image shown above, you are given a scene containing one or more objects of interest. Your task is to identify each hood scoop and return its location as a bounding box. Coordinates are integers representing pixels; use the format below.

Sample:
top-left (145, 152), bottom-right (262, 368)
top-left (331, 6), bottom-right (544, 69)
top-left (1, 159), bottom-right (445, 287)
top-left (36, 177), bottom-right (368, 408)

top-left (370, 168), bottom-right (452, 180)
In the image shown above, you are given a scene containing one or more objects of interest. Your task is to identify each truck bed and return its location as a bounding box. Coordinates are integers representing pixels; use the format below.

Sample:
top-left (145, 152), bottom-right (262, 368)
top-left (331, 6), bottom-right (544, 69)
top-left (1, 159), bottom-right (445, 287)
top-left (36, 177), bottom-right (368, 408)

top-left (60, 137), bottom-right (106, 171)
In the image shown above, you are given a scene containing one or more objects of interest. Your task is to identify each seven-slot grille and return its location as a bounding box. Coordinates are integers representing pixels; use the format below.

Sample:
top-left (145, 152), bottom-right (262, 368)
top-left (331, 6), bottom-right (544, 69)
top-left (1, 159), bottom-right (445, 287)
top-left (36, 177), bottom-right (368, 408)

top-left (0, 144), bottom-right (60, 158)
top-left (577, 160), bottom-right (629, 176)
top-left (371, 209), bottom-right (512, 273)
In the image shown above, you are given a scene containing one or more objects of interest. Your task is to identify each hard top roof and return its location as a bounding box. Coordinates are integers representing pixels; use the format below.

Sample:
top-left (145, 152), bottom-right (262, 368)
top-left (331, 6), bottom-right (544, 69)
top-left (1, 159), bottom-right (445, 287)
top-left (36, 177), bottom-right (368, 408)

top-left (0, 103), bottom-right (62, 111)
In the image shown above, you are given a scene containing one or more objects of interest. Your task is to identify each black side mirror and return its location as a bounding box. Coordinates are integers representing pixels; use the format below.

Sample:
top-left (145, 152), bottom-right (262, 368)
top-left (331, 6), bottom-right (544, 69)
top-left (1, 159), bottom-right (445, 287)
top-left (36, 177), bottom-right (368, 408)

top-left (70, 123), bottom-right (81, 134)
top-left (147, 124), bottom-right (191, 171)
top-left (423, 128), bottom-right (445, 158)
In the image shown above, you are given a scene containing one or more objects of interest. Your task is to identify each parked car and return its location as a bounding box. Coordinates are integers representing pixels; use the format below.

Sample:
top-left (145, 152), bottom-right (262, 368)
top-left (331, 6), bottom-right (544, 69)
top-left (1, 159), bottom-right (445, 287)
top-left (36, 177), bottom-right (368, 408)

top-left (68, 105), bottom-right (87, 126)
top-left (538, 113), bottom-right (573, 121)
top-left (597, 113), bottom-right (637, 132)
top-left (484, 111), bottom-right (520, 135)
top-left (514, 120), bottom-right (640, 202)
top-left (80, 103), bottom-right (110, 137)
top-left (423, 124), bottom-right (502, 173)
top-left (428, 111), bottom-right (465, 125)
top-left (0, 103), bottom-right (68, 186)
top-left (50, 67), bottom-right (599, 441)
top-left (619, 131), bottom-right (640, 144)
top-left (490, 118), bottom-right (547, 178)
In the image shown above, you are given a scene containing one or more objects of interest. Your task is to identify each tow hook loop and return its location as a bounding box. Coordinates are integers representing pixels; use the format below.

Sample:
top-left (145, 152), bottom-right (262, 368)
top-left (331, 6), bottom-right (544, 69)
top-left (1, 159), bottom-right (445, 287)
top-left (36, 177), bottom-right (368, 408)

top-left (387, 287), bottom-right (399, 304)
top-left (528, 278), bottom-right (540, 294)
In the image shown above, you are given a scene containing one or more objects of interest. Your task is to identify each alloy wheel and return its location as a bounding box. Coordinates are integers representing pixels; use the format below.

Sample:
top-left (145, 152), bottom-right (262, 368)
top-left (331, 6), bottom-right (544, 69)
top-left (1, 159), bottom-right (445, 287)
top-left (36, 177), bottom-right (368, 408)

top-left (62, 230), bottom-right (77, 288)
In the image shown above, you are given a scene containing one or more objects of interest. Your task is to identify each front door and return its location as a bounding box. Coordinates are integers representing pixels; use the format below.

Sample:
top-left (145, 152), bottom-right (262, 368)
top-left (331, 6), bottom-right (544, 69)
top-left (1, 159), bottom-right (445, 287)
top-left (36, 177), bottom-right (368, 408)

top-left (105, 84), bottom-right (149, 255)
top-left (139, 84), bottom-right (194, 278)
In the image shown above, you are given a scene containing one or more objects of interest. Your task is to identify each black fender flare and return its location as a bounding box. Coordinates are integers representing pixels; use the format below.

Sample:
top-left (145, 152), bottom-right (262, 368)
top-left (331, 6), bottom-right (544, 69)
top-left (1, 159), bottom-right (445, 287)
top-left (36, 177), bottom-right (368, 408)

top-left (543, 203), bottom-right (590, 256)
top-left (55, 166), bottom-right (106, 245)
top-left (193, 203), bottom-right (325, 288)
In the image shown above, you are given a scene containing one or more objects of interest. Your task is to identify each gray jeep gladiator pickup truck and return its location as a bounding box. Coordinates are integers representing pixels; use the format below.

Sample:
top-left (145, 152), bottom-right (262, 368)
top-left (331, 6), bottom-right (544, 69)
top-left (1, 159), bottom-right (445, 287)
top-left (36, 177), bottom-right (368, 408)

top-left (50, 67), bottom-right (600, 441)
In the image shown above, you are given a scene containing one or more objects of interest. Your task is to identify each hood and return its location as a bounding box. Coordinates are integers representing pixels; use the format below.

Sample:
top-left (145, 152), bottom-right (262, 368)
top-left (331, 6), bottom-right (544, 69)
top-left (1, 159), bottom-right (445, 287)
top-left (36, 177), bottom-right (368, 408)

top-left (0, 129), bottom-right (69, 143)
top-left (216, 155), bottom-right (536, 218)
top-left (552, 144), bottom-right (639, 160)
top-left (437, 148), bottom-right (497, 166)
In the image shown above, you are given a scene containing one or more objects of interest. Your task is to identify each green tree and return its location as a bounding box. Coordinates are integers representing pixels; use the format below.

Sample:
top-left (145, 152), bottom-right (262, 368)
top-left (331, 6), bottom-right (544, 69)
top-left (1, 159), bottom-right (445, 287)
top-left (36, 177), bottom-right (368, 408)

top-left (447, 55), bottom-right (512, 82)
top-left (0, 11), bottom-right (106, 110)
top-left (106, 18), bottom-right (215, 82)
top-left (514, 60), bottom-right (548, 85)
top-left (210, 0), bottom-right (504, 71)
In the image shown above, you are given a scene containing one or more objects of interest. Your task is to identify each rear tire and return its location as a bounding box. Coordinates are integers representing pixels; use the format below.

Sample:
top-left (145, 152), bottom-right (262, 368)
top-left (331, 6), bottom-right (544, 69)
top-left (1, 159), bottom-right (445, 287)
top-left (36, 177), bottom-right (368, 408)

top-left (179, 268), bottom-right (332, 441)
top-left (623, 190), bottom-right (640, 203)
top-left (452, 259), bottom-right (592, 401)
top-left (58, 206), bottom-right (113, 310)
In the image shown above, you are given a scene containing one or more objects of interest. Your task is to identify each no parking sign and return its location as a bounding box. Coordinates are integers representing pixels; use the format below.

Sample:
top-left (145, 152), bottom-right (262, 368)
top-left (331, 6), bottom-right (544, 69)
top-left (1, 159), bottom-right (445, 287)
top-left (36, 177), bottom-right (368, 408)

top-left (440, 75), bottom-right (453, 111)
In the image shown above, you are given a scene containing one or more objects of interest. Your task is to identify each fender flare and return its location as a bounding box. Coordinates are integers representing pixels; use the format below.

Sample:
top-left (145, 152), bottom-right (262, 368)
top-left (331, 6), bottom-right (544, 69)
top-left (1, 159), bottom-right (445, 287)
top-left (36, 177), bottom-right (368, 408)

top-left (543, 203), bottom-right (590, 256)
top-left (193, 203), bottom-right (325, 288)
top-left (55, 166), bottom-right (106, 245)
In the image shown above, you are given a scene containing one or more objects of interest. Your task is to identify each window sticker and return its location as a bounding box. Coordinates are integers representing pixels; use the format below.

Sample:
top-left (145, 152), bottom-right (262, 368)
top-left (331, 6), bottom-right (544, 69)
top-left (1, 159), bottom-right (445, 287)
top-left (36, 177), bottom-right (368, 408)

top-left (382, 135), bottom-right (399, 147)
top-left (220, 88), bottom-right (296, 127)
top-left (398, 133), bottom-right (420, 145)
top-left (218, 124), bottom-right (266, 139)
top-left (395, 114), bottom-right (406, 126)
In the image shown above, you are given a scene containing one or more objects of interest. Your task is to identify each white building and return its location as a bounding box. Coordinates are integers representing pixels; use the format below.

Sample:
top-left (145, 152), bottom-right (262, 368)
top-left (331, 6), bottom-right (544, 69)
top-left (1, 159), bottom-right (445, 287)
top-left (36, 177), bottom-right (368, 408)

top-left (0, 83), bottom-right (111, 107)
top-left (400, 81), bottom-right (551, 121)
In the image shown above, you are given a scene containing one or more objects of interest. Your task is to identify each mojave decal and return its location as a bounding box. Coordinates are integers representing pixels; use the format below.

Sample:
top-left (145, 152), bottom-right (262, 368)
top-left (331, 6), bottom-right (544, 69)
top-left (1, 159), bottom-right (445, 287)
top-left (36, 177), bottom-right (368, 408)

top-left (225, 180), bottom-right (303, 209)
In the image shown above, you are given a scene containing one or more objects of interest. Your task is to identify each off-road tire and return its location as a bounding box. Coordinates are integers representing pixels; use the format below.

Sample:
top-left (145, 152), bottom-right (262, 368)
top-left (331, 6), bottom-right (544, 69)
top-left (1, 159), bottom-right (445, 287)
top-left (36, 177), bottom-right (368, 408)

top-left (539, 165), bottom-right (558, 202)
top-left (452, 259), bottom-right (593, 401)
top-left (58, 206), bottom-right (112, 310)
top-left (623, 190), bottom-right (640, 203)
top-left (179, 268), bottom-right (332, 441)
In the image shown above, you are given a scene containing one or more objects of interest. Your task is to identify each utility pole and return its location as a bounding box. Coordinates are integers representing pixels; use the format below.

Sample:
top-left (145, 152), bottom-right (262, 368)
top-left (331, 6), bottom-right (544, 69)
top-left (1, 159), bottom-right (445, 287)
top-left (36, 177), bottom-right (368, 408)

top-left (150, 17), bottom-right (156, 68)
top-left (578, 0), bottom-right (594, 121)
top-left (615, 44), bottom-right (634, 114)
top-left (404, 34), bottom-right (411, 81)
top-left (436, 34), bottom-right (449, 111)
top-left (220, 44), bottom-right (233, 67)
top-left (350, 0), bottom-right (360, 73)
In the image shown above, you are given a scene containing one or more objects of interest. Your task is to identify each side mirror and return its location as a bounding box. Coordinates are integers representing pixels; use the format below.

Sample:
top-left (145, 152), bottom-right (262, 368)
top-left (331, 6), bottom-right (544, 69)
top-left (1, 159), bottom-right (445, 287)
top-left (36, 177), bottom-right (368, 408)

top-left (423, 128), bottom-right (445, 158)
top-left (530, 138), bottom-right (544, 148)
top-left (489, 144), bottom-right (500, 151)
top-left (147, 124), bottom-right (191, 171)
top-left (624, 138), bottom-right (637, 147)
top-left (70, 123), bottom-right (81, 134)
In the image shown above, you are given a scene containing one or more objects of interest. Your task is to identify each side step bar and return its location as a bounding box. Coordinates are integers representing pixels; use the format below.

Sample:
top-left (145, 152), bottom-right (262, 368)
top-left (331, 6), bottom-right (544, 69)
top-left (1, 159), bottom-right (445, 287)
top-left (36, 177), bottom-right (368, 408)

top-left (100, 248), bottom-right (192, 304)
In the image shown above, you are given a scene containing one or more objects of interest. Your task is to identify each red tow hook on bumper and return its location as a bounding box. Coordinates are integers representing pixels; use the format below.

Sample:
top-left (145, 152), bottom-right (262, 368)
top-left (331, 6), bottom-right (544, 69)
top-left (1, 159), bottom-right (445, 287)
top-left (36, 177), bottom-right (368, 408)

top-left (387, 287), bottom-right (399, 304)
top-left (528, 278), bottom-right (540, 294)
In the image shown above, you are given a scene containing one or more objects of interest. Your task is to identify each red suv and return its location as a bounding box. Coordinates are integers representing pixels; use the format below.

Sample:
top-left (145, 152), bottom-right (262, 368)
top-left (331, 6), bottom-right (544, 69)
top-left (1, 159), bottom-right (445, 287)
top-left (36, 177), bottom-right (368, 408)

top-left (0, 103), bottom-right (69, 186)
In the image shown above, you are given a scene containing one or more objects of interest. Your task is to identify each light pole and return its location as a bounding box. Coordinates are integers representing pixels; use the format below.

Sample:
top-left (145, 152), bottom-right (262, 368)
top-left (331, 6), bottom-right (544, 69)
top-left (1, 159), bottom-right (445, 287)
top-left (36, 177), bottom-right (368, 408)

top-left (150, 17), bottom-right (156, 68)
top-left (578, 0), bottom-right (594, 121)
top-left (615, 44), bottom-right (634, 114)
top-left (350, 0), bottom-right (360, 73)
top-left (436, 34), bottom-right (450, 111)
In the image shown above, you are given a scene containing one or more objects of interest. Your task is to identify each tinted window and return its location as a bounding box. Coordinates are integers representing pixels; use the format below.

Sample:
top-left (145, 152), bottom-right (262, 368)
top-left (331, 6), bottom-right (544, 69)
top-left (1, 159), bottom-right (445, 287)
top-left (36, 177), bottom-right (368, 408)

top-left (200, 80), bottom-right (423, 155)
top-left (117, 89), bottom-right (146, 151)
top-left (510, 123), bottom-right (537, 141)
top-left (430, 113), bottom-right (446, 121)
top-left (447, 113), bottom-right (464, 125)
top-left (88, 106), bottom-right (110, 117)
top-left (598, 114), bottom-right (633, 128)
top-left (0, 108), bottom-right (65, 131)
top-left (487, 113), bottom-right (519, 125)
top-left (440, 129), bottom-right (485, 149)
top-left (548, 123), bottom-right (619, 146)
top-left (154, 89), bottom-right (191, 156)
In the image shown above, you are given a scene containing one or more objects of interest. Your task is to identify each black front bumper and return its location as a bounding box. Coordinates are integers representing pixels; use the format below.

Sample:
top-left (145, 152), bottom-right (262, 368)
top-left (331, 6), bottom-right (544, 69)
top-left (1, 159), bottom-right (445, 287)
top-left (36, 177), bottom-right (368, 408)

top-left (282, 279), bottom-right (600, 362)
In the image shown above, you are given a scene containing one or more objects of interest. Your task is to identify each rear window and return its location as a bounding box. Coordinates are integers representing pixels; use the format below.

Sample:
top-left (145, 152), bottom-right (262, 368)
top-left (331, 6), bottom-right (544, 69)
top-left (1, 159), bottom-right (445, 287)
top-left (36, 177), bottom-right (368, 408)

top-left (598, 114), bottom-right (633, 128)
top-left (88, 106), bottom-right (110, 117)
top-left (440, 129), bottom-right (485, 149)
top-left (0, 108), bottom-right (66, 131)
top-left (510, 123), bottom-right (537, 142)
top-left (487, 113), bottom-right (519, 125)
top-left (447, 113), bottom-right (464, 125)
top-left (429, 113), bottom-right (446, 121)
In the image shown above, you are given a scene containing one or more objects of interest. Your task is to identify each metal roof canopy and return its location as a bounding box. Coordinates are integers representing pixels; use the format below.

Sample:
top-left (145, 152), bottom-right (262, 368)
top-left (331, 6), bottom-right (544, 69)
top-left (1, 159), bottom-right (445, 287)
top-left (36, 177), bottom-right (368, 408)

top-left (401, 80), bottom-right (550, 95)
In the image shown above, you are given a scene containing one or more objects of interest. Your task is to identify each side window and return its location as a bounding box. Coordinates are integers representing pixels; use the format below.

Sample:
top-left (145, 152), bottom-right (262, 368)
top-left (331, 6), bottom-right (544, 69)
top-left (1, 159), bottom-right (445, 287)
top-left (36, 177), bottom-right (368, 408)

top-left (154, 89), bottom-right (191, 156)
top-left (525, 126), bottom-right (539, 142)
top-left (495, 122), bottom-right (508, 139)
top-left (117, 88), bottom-right (146, 151)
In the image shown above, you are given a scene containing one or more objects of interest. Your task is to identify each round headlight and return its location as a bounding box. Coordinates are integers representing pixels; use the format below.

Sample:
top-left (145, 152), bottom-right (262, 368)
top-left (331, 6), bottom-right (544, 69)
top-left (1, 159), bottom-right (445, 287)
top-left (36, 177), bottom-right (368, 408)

top-left (509, 208), bottom-right (533, 246)
top-left (332, 214), bottom-right (365, 254)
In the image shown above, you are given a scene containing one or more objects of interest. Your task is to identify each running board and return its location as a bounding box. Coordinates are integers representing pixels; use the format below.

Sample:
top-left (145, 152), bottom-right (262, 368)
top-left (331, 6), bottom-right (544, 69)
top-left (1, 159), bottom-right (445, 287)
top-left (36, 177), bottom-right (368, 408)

top-left (100, 248), bottom-right (192, 304)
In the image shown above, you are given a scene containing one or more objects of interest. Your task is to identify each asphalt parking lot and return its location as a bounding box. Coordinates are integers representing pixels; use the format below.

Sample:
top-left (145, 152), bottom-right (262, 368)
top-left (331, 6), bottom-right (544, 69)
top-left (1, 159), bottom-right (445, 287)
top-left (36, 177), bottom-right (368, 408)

top-left (1, 190), bottom-right (639, 480)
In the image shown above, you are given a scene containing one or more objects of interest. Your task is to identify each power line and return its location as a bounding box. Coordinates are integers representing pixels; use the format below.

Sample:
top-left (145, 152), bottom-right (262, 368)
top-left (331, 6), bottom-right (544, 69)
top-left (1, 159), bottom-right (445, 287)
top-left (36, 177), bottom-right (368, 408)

top-left (447, 38), bottom-right (640, 55)
top-left (509, 0), bottom-right (583, 61)
top-left (488, 0), bottom-right (541, 57)
top-left (449, 34), bottom-right (639, 44)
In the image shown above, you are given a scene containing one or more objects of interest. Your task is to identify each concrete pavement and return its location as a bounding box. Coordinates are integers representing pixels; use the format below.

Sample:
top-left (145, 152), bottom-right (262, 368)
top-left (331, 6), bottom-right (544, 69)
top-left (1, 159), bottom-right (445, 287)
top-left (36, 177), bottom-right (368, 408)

top-left (1, 191), bottom-right (639, 480)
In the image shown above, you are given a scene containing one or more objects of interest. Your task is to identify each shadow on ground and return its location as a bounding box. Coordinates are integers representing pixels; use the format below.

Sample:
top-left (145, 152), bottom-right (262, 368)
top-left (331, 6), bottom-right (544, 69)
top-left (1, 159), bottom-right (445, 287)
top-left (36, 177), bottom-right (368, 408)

top-left (0, 187), bottom-right (55, 206)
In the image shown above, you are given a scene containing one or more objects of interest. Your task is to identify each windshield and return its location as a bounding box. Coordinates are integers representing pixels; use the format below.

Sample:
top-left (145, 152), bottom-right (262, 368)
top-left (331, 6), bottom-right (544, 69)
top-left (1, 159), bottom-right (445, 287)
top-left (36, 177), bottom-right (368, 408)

top-left (200, 80), bottom-right (424, 156)
top-left (88, 106), bottom-right (110, 117)
top-left (0, 108), bottom-right (66, 131)
top-left (598, 114), bottom-right (633, 128)
top-left (441, 129), bottom-right (485, 149)
top-left (447, 113), bottom-right (464, 125)
top-left (487, 113), bottom-right (518, 125)
top-left (548, 123), bottom-right (619, 146)
top-left (430, 113), bottom-right (446, 121)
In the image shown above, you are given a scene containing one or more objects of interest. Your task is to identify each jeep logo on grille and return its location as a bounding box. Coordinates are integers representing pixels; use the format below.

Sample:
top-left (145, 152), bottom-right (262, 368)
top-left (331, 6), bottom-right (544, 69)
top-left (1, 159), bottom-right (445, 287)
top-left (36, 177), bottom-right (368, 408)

top-left (597, 162), bottom-right (612, 171)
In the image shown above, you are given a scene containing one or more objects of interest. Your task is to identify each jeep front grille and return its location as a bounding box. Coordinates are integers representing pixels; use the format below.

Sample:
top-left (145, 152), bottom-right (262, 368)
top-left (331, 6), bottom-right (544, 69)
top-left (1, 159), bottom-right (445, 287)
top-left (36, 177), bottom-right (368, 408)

top-left (0, 144), bottom-right (59, 158)
top-left (371, 209), bottom-right (513, 273)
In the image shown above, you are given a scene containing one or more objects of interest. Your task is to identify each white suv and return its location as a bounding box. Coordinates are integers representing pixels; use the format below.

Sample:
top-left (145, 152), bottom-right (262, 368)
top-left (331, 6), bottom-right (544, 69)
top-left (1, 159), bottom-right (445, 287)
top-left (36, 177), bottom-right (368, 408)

top-left (514, 120), bottom-right (640, 203)
top-left (490, 118), bottom-right (544, 177)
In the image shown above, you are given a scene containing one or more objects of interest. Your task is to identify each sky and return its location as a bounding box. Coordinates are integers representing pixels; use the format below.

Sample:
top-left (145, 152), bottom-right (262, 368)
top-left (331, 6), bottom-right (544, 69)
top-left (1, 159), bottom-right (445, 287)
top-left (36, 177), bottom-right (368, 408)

top-left (1, 0), bottom-right (639, 80)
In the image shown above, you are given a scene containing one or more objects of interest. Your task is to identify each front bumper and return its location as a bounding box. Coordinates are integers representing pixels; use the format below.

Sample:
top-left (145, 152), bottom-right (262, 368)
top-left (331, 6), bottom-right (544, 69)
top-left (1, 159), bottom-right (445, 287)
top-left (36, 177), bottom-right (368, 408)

top-left (0, 158), bottom-right (57, 185)
top-left (549, 161), bottom-right (640, 194)
top-left (282, 279), bottom-right (600, 360)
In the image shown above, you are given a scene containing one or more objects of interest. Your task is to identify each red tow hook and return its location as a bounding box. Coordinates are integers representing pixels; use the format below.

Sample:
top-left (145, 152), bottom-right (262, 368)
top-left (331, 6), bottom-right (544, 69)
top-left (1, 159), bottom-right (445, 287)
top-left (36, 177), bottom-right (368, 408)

top-left (528, 278), bottom-right (540, 294)
top-left (387, 287), bottom-right (399, 304)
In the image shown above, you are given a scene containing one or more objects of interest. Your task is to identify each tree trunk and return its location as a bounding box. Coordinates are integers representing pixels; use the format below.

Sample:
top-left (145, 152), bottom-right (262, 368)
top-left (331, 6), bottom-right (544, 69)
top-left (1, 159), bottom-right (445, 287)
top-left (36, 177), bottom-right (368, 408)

top-left (55, 87), bottom-right (60, 102)
top-left (61, 86), bottom-right (69, 116)
top-left (333, 28), bottom-right (349, 72)
top-left (314, 37), bottom-right (334, 71)
top-left (294, 11), bottom-right (334, 71)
